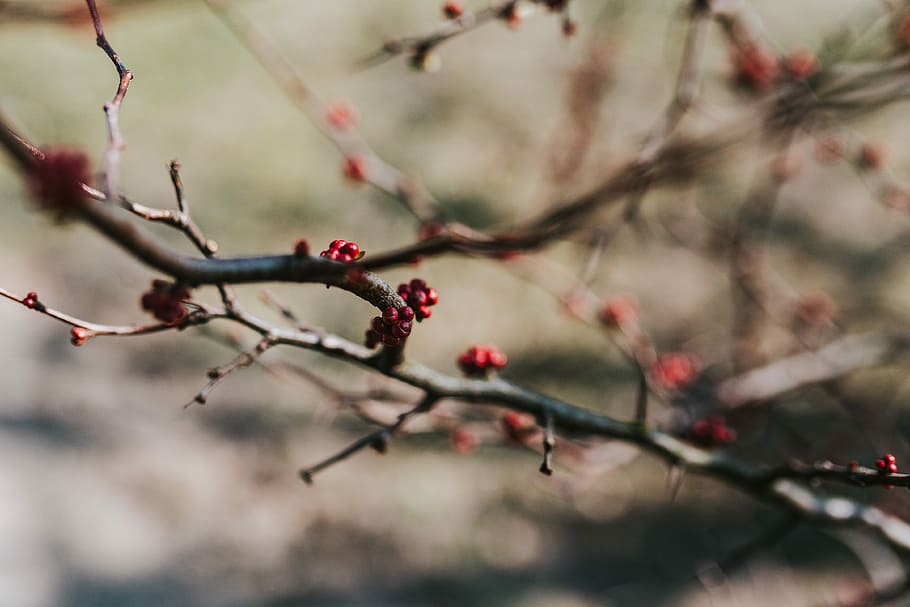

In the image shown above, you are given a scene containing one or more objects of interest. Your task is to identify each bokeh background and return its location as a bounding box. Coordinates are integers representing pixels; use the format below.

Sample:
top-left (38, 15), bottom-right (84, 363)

top-left (1, 1), bottom-right (910, 605)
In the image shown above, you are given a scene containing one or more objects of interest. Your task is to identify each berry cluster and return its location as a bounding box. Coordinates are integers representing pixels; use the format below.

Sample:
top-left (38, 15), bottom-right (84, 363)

top-left (876, 453), bottom-right (898, 475)
top-left (23, 291), bottom-right (41, 310)
top-left (140, 279), bottom-right (191, 324)
top-left (364, 305), bottom-right (414, 348)
top-left (651, 353), bottom-right (700, 390)
top-left (689, 416), bottom-right (736, 447)
top-left (457, 345), bottom-right (507, 377)
top-left (397, 279), bottom-right (438, 321)
top-left (27, 148), bottom-right (90, 215)
top-left (320, 239), bottom-right (362, 262)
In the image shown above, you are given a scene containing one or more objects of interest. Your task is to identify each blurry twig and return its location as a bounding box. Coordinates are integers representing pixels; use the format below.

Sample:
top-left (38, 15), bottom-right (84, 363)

top-left (204, 0), bottom-right (437, 224)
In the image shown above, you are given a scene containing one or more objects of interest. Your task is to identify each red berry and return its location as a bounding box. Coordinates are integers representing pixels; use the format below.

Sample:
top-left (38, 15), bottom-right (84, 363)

top-left (425, 288), bottom-right (439, 305)
top-left (382, 306), bottom-right (398, 325)
top-left (330, 239), bottom-right (347, 250)
top-left (886, 453), bottom-right (897, 463)
top-left (371, 317), bottom-right (385, 332)
top-left (411, 290), bottom-right (428, 306)
top-left (341, 242), bottom-right (360, 258)
top-left (393, 321), bottom-right (412, 338)
top-left (24, 291), bottom-right (39, 309)
top-left (442, 0), bottom-right (464, 19)
top-left (399, 306), bottom-right (415, 321)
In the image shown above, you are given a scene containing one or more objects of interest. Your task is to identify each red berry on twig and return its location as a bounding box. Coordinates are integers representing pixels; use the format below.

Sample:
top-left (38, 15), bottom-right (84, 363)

top-left (458, 345), bottom-right (508, 377)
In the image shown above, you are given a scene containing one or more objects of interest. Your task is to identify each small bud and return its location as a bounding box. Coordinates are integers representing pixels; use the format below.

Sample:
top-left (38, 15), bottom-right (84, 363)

top-left (450, 427), bottom-right (478, 454)
top-left (442, 0), bottom-right (464, 19)
top-left (343, 155), bottom-right (368, 184)
top-left (70, 326), bottom-right (90, 346)
top-left (859, 143), bottom-right (887, 171)
top-left (784, 48), bottom-right (818, 81)
top-left (325, 101), bottom-right (357, 130)
top-left (293, 239), bottom-right (309, 256)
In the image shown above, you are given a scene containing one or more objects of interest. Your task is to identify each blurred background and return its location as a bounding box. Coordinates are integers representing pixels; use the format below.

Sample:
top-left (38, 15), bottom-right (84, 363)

top-left (1, 0), bottom-right (910, 605)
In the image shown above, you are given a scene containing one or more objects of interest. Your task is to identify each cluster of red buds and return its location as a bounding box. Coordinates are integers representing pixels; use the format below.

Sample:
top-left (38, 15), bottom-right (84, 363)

top-left (70, 326), bottom-right (91, 346)
top-left (458, 345), bottom-right (508, 377)
top-left (689, 415), bottom-right (736, 447)
top-left (140, 279), bottom-right (191, 324)
top-left (397, 278), bottom-right (438, 321)
top-left (27, 148), bottom-right (90, 215)
top-left (320, 239), bottom-right (362, 263)
top-left (876, 453), bottom-right (898, 475)
top-left (23, 291), bottom-right (43, 311)
top-left (651, 353), bottom-right (700, 390)
top-left (364, 304), bottom-right (414, 349)
top-left (598, 295), bottom-right (639, 328)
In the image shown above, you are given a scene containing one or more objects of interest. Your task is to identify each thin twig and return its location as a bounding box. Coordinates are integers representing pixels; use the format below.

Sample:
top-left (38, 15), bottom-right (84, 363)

top-left (299, 394), bottom-right (438, 484)
top-left (187, 336), bottom-right (275, 407)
